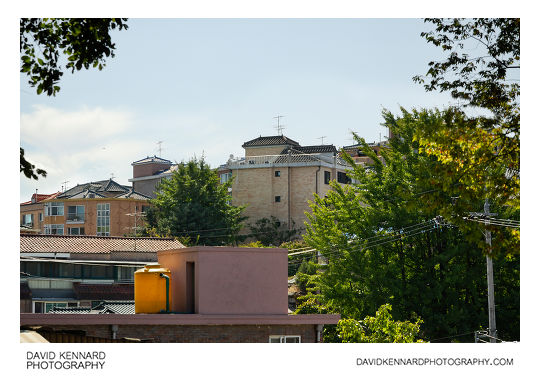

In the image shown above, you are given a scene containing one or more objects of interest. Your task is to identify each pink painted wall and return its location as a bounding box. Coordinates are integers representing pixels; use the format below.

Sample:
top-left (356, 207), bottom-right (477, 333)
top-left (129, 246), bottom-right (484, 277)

top-left (157, 247), bottom-right (288, 315)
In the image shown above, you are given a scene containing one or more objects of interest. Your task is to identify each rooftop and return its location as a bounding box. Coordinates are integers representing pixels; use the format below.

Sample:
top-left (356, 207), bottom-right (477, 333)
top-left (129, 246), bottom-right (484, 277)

top-left (242, 135), bottom-right (300, 148)
top-left (131, 155), bottom-right (173, 166)
top-left (54, 178), bottom-right (147, 200)
top-left (21, 192), bottom-right (61, 206)
top-left (48, 301), bottom-right (135, 315)
top-left (20, 234), bottom-right (185, 255)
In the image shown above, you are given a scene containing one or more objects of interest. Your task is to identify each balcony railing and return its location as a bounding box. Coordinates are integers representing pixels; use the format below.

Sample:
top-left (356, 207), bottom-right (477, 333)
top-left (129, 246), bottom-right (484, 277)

top-left (66, 215), bottom-right (85, 223)
top-left (226, 153), bottom-right (350, 168)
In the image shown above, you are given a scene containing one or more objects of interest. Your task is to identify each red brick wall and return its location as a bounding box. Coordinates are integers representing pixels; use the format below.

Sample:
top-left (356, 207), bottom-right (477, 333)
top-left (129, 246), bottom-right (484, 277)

top-left (41, 324), bottom-right (318, 343)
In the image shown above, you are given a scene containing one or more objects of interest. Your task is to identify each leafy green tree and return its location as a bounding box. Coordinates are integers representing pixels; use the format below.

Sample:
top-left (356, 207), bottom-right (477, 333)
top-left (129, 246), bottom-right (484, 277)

top-left (337, 304), bottom-right (424, 343)
top-left (303, 109), bottom-right (519, 342)
top-left (413, 18), bottom-right (519, 212)
top-left (247, 216), bottom-right (300, 246)
top-left (20, 18), bottom-right (128, 180)
top-left (146, 158), bottom-right (247, 246)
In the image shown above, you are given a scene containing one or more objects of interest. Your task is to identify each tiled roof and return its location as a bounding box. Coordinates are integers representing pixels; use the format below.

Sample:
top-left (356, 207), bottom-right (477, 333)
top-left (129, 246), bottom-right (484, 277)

top-left (242, 135), bottom-right (300, 148)
top-left (48, 301), bottom-right (135, 314)
top-left (274, 148), bottom-right (320, 163)
top-left (21, 192), bottom-right (61, 206)
top-left (53, 179), bottom-right (148, 200)
top-left (73, 283), bottom-right (134, 301)
top-left (132, 155), bottom-right (172, 165)
top-left (115, 188), bottom-right (152, 200)
top-left (297, 145), bottom-right (337, 154)
top-left (20, 234), bottom-right (185, 254)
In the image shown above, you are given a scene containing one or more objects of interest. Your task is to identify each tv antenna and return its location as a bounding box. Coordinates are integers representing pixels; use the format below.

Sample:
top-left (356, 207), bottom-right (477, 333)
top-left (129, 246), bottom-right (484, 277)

top-left (61, 180), bottom-right (69, 192)
top-left (317, 136), bottom-right (326, 145)
top-left (156, 141), bottom-right (163, 157)
top-left (273, 115), bottom-right (285, 135)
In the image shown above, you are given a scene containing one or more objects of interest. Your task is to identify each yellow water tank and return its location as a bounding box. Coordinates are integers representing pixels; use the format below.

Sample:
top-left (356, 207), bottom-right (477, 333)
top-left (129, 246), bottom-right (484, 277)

top-left (134, 263), bottom-right (172, 314)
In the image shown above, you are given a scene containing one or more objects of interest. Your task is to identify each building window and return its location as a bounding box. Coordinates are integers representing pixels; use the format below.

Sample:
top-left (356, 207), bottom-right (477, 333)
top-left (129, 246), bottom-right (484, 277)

top-left (22, 213), bottom-right (34, 226)
top-left (220, 172), bottom-right (232, 184)
top-left (45, 202), bottom-right (64, 216)
top-left (68, 227), bottom-right (85, 235)
top-left (33, 301), bottom-right (78, 313)
top-left (67, 205), bottom-right (85, 222)
top-left (275, 196), bottom-right (281, 203)
top-left (337, 171), bottom-right (351, 184)
top-left (324, 171), bottom-right (331, 184)
top-left (44, 224), bottom-right (64, 235)
top-left (269, 335), bottom-right (301, 343)
top-left (39, 213), bottom-right (43, 222)
top-left (275, 170), bottom-right (281, 177)
top-left (97, 203), bottom-right (110, 236)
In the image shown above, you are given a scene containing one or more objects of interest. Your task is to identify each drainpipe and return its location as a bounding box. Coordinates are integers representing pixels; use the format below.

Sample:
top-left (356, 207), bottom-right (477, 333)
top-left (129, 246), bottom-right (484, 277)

top-left (159, 273), bottom-right (170, 313)
top-left (111, 324), bottom-right (118, 340)
top-left (316, 324), bottom-right (324, 343)
top-left (315, 165), bottom-right (321, 195)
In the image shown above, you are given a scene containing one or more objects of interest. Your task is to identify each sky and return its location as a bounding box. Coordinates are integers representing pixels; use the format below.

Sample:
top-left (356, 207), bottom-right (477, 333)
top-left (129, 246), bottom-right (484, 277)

top-left (18, 18), bottom-right (458, 202)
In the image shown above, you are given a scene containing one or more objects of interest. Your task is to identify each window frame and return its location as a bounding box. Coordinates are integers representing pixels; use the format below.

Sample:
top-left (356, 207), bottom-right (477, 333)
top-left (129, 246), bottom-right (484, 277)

top-left (44, 224), bottom-right (64, 235)
top-left (269, 335), bottom-right (301, 343)
top-left (324, 171), bottom-right (331, 184)
top-left (96, 203), bottom-right (110, 236)
top-left (274, 195), bottom-right (281, 203)
top-left (67, 205), bottom-right (85, 222)
top-left (44, 202), bottom-right (64, 216)
top-left (274, 170), bottom-right (281, 177)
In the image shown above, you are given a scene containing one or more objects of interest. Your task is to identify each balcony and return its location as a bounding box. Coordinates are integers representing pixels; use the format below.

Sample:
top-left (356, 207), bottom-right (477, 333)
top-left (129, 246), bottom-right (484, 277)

top-left (226, 153), bottom-right (350, 169)
top-left (66, 215), bottom-right (85, 224)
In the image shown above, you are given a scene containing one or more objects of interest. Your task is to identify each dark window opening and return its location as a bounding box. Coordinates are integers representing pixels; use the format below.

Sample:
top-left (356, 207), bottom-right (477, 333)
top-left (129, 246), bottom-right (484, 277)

top-left (275, 196), bottom-right (281, 202)
top-left (337, 171), bottom-right (351, 184)
top-left (324, 171), bottom-right (331, 184)
top-left (275, 171), bottom-right (281, 177)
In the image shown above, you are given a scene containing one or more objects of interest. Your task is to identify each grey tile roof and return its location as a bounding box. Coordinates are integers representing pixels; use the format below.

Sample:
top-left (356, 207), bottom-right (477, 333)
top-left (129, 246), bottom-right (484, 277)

top-left (48, 301), bottom-right (135, 314)
top-left (132, 155), bottom-right (172, 165)
top-left (20, 234), bottom-right (185, 255)
top-left (297, 145), bottom-right (337, 154)
top-left (54, 179), bottom-right (148, 200)
top-left (242, 135), bottom-right (300, 148)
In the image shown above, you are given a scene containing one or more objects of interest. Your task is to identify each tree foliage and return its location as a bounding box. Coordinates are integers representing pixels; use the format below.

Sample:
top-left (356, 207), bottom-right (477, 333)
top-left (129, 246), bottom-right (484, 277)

top-left (247, 216), bottom-right (300, 246)
top-left (337, 304), bottom-right (424, 343)
top-left (20, 18), bottom-right (128, 181)
top-left (20, 18), bottom-right (128, 96)
top-left (413, 18), bottom-right (519, 212)
top-left (303, 109), bottom-right (519, 342)
top-left (145, 158), bottom-right (246, 246)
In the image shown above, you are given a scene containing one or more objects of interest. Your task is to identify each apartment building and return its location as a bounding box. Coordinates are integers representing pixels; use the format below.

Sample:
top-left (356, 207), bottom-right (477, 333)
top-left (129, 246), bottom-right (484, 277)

top-left (39, 179), bottom-right (151, 237)
top-left (128, 155), bottom-right (176, 198)
top-left (20, 192), bottom-right (61, 233)
top-left (218, 135), bottom-right (353, 231)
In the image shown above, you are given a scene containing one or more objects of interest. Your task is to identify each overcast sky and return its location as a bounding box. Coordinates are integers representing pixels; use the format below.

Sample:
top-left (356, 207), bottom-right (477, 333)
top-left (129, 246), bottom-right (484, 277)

top-left (19, 18), bottom-right (475, 201)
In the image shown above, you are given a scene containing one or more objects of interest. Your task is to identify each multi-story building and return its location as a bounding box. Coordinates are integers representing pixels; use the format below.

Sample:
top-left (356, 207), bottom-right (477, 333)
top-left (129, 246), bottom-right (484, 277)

top-left (218, 135), bottom-right (353, 231)
top-left (20, 192), bottom-right (61, 233)
top-left (128, 155), bottom-right (176, 198)
top-left (39, 179), bottom-right (151, 237)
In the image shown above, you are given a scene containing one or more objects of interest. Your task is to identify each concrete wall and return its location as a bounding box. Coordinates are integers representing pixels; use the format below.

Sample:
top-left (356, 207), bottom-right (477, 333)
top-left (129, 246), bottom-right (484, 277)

top-left (244, 145), bottom-right (288, 157)
top-left (20, 203), bottom-right (45, 232)
top-left (133, 178), bottom-right (162, 198)
top-left (158, 247), bottom-right (288, 315)
top-left (231, 165), bottom-right (338, 230)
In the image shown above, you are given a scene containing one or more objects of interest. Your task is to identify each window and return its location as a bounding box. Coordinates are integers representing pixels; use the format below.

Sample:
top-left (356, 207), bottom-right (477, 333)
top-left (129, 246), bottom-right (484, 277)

top-left (67, 205), bottom-right (85, 222)
top-left (269, 335), bottom-right (301, 343)
top-left (22, 213), bottom-right (34, 226)
top-left (68, 227), bottom-right (85, 235)
top-left (275, 170), bottom-right (281, 177)
top-left (39, 213), bottom-right (43, 222)
top-left (275, 196), bottom-right (281, 203)
top-left (337, 171), bottom-right (351, 184)
top-left (97, 203), bottom-right (110, 236)
top-left (33, 301), bottom-right (78, 313)
top-left (44, 202), bottom-right (64, 216)
top-left (324, 171), bottom-right (331, 184)
top-left (44, 224), bottom-right (64, 235)
top-left (220, 172), bottom-right (232, 184)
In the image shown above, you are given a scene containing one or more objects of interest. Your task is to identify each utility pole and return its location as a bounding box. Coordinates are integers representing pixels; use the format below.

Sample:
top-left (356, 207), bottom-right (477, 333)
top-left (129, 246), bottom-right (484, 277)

top-left (470, 198), bottom-right (498, 343)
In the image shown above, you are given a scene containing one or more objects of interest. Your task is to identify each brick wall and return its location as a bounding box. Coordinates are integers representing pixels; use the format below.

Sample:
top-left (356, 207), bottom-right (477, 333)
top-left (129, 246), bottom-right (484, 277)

top-left (41, 324), bottom-right (318, 343)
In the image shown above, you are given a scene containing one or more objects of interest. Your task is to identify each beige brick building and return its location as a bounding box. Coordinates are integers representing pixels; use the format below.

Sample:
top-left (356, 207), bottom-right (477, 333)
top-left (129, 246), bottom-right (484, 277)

top-left (219, 135), bottom-right (353, 231)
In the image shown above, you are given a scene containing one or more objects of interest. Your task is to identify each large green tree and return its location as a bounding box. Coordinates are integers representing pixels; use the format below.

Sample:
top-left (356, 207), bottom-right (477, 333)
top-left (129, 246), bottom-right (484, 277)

top-left (146, 158), bottom-right (246, 246)
top-left (302, 109), bottom-right (519, 342)
top-left (413, 18), bottom-right (519, 212)
top-left (20, 18), bottom-right (128, 180)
